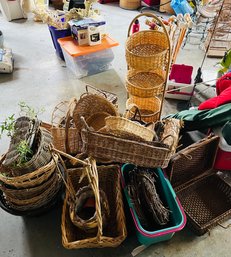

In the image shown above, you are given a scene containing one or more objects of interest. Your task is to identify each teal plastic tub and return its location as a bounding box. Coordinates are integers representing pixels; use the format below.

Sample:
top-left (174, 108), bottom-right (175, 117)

top-left (121, 164), bottom-right (186, 246)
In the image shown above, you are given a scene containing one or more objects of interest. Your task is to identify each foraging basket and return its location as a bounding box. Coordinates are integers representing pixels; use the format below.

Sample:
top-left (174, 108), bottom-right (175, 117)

top-left (165, 135), bottom-right (231, 235)
top-left (126, 13), bottom-right (171, 71)
top-left (126, 69), bottom-right (165, 98)
top-left (51, 98), bottom-right (80, 155)
top-left (73, 94), bottom-right (118, 131)
top-left (126, 96), bottom-right (161, 123)
top-left (103, 116), bottom-right (156, 142)
top-left (61, 160), bottom-right (127, 249)
top-left (81, 117), bottom-right (181, 168)
top-left (0, 154), bottom-right (58, 189)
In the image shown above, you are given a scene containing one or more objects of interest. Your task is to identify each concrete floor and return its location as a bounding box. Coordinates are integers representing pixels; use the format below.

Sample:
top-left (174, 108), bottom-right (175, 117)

top-left (0, 3), bottom-right (230, 257)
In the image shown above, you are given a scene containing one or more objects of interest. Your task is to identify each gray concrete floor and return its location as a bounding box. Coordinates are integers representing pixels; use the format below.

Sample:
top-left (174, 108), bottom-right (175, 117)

top-left (0, 3), bottom-right (231, 257)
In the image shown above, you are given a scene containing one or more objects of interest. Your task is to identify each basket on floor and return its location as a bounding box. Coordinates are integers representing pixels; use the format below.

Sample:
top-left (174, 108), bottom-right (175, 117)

top-left (0, 154), bottom-right (58, 189)
top-left (81, 117), bottom-right (181, 168)
top-left (51, 98), bottom-right (81, 155)
top-left (61, 158), bottom-right (127, 249)
top-left (126, 69), bottom-right (165, 98)
top-left (126, 96), bottom-right (161, 123)
top-left (102, 116), bottom-right (156, 141)
top-left (73, 94), bottom-right (118, 131)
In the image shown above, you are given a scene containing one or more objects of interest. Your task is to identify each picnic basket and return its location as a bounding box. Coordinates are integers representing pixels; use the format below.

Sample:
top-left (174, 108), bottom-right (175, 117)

top-left (165, 135), bottom-right (231, 235)
top-left (57, 154), bottom-right (127, 249)
top-left (81, 117), bottom-right (181, 168)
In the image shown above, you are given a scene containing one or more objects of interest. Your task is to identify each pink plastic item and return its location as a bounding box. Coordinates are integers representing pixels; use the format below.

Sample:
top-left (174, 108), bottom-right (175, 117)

top-left (169, 64), bottom-right (193, 84)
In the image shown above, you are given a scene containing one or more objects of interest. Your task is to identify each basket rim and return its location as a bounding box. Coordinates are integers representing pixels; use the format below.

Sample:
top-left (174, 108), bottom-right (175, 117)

top-left (126, 71), bottom-right (165, 91)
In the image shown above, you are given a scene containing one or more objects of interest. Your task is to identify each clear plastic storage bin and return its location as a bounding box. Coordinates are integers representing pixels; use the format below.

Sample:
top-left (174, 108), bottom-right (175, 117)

top-left (58, 36), bottom-right (119, 78)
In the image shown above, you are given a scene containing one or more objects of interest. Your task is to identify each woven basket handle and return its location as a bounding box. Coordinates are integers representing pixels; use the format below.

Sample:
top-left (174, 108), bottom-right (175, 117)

top-left (65, 98), bottom-right (78, 154)
top-left (85, 84), bottom-right (107, 98)
top-left (125, 103), bottom-right (142, 122)
top-left (127, 12), bottom-right (170, 39)
top-left (80, 116), bottom-right (91, 131)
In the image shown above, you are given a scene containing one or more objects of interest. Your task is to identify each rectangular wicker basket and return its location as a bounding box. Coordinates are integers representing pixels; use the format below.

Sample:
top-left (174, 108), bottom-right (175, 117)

top-left (165, 135), bottom-right (231, 235)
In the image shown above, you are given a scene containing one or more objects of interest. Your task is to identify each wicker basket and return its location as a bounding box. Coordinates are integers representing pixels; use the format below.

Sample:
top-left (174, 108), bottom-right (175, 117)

top-left (126, 96), bottom-right (161, 123)
top-left (81, 117), bottom-right (181, 168)
top-left (126, 69), bottom-right (165, 98)
top-left (51, 98), bottom-right (80, 155)
top-left (0, 154), bottom-right (58, 189)
top-left (73, 94), bottom-right (118, 131)
top-left (61, 160), bottom-right (127, 249)
top-left (103, 116), bottom-right (156, 142)
top-left (126, 30), bottom-right (169, 71)
top-left (86, 112), bottom-right (111, 131)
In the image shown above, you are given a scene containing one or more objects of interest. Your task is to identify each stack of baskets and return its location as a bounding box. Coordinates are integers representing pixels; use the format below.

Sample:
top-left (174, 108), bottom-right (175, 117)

top-left (125, 13), bottom-right (171, 123)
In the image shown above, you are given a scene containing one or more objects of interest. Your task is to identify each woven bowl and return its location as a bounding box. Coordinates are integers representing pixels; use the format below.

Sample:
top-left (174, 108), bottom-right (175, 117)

top-left (126, 69), bottom-right (165, 98)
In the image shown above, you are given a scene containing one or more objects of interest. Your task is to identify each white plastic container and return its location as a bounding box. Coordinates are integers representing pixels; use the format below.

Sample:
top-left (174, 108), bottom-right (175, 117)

top-left (58, 35), bottom-right (119, 78)
top-left (165, 81), bottom-right (194, 101)
top-left (0, 0), bottom-right (26, 21)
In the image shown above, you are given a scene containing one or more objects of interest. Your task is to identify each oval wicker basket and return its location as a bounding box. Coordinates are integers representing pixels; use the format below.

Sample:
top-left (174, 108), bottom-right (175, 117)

top-left (126, 30), bottom-right (169, 71)
top-left (103, 116), bottom-right (156, 142)
top-left (126, 96), bottom-right (161, 123)
top-left (126, 69), bottom-right (165, 98)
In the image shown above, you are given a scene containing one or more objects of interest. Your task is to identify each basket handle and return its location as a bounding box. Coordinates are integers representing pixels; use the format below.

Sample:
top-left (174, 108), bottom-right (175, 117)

top-left (85, 84), bottom-right (107, 99)
top-left (125, 103), bottom-right (142, 122)
top-left (80, 116), bottom-right (91, 131)
top-left (65, 98), bottom-right (78, 154)
top-left (51, 101), bottom-right (69, 127)
top-left (127, 12), bottom-right (170, 39)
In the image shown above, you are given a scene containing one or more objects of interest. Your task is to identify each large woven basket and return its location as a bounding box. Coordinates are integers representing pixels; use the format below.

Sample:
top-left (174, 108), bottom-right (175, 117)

top-left (126, 69), bottom-right (165, 98)
top-left (126, 30), bottom-right (169, 71)
top-left (0, 154), bottom-right (58, 189)
top-left (51, 98), bottom-right (80, 155)
top-left (81, 117), bottom-right (181, 168)
top-left (73, 94), bottom-right (118, 131)
top-left (61, 160), bottom-right (127, 249)
top-left (126, 96), bottom-right (161, 123)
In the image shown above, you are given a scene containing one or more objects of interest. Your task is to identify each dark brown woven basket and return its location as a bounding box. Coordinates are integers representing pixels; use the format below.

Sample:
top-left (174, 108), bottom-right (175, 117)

top-left (81, 117), bottom-right (181, 168)
top-left (165, 135), bottom-right (231, 235)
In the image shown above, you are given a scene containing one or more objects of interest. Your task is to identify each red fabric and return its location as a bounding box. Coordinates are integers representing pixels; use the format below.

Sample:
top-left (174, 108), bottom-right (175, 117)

top-left (199, 86), bottom-right (231, 110)
top-left (169, 64), bottom-right (193, 84)
top-left (216, 72), bottom-right (231, 95)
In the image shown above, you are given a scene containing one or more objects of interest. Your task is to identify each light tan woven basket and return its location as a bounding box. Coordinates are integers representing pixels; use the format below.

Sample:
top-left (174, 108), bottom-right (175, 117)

top-left (126, 96), bottom-right (161, 123)
top-left (0, 154), bottom-right (58, 189)
top-left (126, 69), bottom-right (165, 98)
top-left (103, 116), bottom-right (156, 142)
top-left (59, 155), bottom-right (127, 249)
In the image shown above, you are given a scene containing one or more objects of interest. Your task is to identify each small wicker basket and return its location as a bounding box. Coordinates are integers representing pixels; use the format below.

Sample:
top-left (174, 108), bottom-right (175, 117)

top-left (126, 69), bottom-right (165, 98)
top-left (126, 96), bottom-right (161, 123)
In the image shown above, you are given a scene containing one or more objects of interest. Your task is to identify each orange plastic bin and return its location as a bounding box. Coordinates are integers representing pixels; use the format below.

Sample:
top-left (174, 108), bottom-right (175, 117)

top-left (58, 36), bottom-right (119, 78)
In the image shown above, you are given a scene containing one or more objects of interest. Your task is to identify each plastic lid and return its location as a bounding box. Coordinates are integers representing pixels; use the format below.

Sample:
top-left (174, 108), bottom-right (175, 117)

top-left (58, 35), bottom-right (119, 57)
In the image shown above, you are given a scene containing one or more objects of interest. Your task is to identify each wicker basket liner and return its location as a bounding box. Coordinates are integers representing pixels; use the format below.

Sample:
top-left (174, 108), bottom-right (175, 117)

top-left (0, 154), bottom-right (58, 189)
top-left (81, 117), bottom-right (181, 168)
top-left (73, 94), bottom-right (118, 132)
top-left (60, 158), bottom-right (127, 249)
top-left (165, 135), bottom-right (231, 235)
top-left (102, 116), bottom-right (156, 142)
top-left (126, 69), bottom-right (165, 98)
top-left (0, 170), bottom-right (58, 200)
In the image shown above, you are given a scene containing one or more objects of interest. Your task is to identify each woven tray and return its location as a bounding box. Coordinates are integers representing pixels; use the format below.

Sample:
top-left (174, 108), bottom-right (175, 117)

top-left (81, 117), bottom-right (181, 168)
top-left (165, 135), bottom-right (231, 235)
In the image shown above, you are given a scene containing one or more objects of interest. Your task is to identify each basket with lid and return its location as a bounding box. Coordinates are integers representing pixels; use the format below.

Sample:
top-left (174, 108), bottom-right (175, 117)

top-left (165, 135), bottom-right (231, 235)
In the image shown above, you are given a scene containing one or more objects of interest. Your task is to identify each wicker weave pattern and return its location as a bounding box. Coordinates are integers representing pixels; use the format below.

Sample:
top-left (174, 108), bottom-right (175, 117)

top-left (126, 69), bottom-right (165, 98)
top-left (61, 165), bottom-right (127, 249)
top-left (126, 30), bottom-right (169, 71)
top-left (126, 96), bottom-right (161, 123)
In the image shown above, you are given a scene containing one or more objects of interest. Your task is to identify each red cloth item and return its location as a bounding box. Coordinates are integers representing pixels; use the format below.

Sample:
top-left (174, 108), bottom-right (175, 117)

top-left (199, 86), bottom-right (231, 110)
top-left (169, 64), bottom-right (193, 84)
top-left (216, 72), bottom-right (231, 95)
